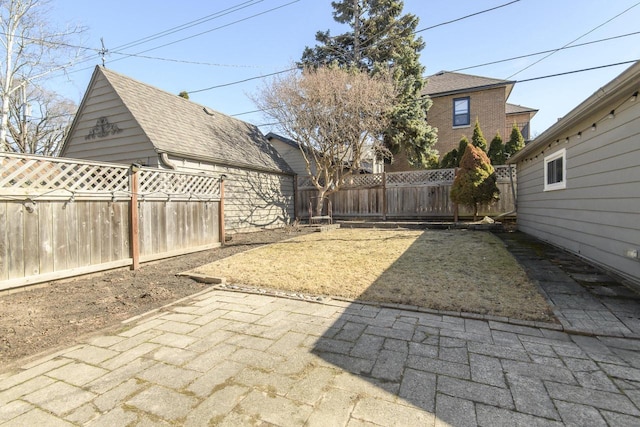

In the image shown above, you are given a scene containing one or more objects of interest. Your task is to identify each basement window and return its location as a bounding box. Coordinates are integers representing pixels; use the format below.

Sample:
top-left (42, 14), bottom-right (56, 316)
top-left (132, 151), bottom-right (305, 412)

top-left (453, 97), bottom-right (470, 127)
top-left (544, 148), bottom-right (566, 191)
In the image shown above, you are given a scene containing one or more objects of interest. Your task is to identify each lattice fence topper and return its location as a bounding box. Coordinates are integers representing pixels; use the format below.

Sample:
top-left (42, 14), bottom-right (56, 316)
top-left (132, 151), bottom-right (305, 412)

top-left (494, 165), bottom-right (517, 181)
top-left (138, 168), bottom-right (221, 200)
top-left (386, 169), bottom-right (456, 186)
top-left (0, 152), bottom-right (130, 200)
top-left (340, 173), bottom-right (383, 188)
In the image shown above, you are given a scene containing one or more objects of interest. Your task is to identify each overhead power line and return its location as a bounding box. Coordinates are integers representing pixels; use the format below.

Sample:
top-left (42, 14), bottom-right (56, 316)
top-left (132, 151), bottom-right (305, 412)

top-left (414, 0), bottom-right (520, 33)
top-left (253, 59), bottom-right (639, 127)
top-left (187, 0), bottom-right (523, 94)
top-left (506, 0), bottom-right (640, 78)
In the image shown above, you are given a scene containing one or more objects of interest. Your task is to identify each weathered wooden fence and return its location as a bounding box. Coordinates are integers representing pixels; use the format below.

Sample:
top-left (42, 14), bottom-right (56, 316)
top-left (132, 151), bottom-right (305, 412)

top-left (0, 153), bottom-right (223, 291)
top-left (296, 165), bottom-right (516, 220)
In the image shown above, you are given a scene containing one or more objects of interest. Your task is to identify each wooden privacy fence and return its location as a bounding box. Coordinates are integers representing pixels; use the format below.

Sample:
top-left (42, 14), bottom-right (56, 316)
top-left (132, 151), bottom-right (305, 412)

top-left (296, 165), bottom-right (516, 221)
top-left (0, 152), bottom-right (223, 292)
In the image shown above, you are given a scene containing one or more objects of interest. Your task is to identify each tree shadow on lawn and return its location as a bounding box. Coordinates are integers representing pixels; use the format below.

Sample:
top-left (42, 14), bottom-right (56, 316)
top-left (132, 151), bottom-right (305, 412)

top-left (308, 229), bottom-right (555, 423)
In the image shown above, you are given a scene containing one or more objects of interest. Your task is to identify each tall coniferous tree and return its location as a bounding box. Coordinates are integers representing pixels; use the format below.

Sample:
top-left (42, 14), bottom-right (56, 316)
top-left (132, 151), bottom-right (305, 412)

top-left (300, 0), bottom-right (437, 167)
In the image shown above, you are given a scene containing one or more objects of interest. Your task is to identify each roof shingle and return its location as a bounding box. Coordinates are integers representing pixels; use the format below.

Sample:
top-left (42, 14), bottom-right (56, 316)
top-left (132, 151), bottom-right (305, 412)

top-left (424, 71), bottom-right (514, 97)
top-left (100, 67), bottom-right (292, 174)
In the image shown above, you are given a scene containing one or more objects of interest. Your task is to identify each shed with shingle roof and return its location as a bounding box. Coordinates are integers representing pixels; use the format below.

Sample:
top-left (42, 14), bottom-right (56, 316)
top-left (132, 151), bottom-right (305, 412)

top-left (60, 66), bottom-right (294, 232)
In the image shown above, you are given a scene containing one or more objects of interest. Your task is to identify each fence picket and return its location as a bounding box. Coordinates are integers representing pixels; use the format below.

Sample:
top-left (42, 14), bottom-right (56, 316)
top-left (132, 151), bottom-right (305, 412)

top-left (0, 153), bottom-right (224, 291)
top-left (296, 166), bottom-right (516, 220)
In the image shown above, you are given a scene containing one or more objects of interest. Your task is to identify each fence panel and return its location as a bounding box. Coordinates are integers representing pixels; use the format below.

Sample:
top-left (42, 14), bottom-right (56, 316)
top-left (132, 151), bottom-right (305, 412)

top-left (296, 166), bottom-right (516, 221)
top-left (0, 152), bottom-right (223, 291)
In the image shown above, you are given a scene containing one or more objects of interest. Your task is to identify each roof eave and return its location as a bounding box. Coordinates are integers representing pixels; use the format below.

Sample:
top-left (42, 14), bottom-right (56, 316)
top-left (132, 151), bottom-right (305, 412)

top-left (159, 150), bottom-right (294, 176)
top-left (508, 61), bottom-right (640, 164)
top-left (426, 80), bottom-right (516, 98)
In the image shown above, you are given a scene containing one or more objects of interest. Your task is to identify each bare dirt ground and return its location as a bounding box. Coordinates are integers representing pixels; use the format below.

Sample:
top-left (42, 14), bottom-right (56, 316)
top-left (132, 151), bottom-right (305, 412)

top-left (0, 227), bottom-right (311, 368)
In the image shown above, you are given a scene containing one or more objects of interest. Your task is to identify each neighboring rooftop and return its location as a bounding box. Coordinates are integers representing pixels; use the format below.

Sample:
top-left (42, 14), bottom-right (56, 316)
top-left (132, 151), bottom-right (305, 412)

top-left (506, 103), bottom-right (538, 114)
top-left (424, 71), bottom-right (515, 98)
top-left (92, 67), bottom-right (293, 174)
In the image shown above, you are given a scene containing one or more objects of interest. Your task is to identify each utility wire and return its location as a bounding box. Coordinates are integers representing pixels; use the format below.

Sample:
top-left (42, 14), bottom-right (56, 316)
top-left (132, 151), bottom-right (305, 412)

top-left (452, 30), bottom-right (640, 73)
top-left (188, 0), bottom-right (523, 94)
top-left (229, 30), bottom-right (640, 117)
top-left (414, 0), bottom-right (520, 33)
top-left (253, 59), bottom-right (639, 127)
top-left (506, 1), bottom-right (640, 78)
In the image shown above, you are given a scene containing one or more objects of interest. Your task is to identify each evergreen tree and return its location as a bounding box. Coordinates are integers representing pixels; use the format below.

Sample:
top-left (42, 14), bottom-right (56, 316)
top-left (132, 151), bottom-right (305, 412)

top-left (439, 149), bottom-right (457, 168)
top-left (487, 132), bottom-right (506, 165)
top-left (300, 0), bottom-right (437, 167)
top-left (505, 123), bottom-right (525, 158)
top-left (471, 118), bottom-right (487, 152)
top-left (439, 135), bottom-right (469, 168)
top-left (450, 144), bottom-right (500, 220)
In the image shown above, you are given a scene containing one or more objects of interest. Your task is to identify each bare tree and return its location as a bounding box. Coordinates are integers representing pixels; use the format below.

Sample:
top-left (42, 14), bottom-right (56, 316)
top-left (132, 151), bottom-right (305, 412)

top-left (0, 0), bottom-right (84, 153)
top-left (254, 66), bottom-right (396, 216)
top-left (6, 85), bottom-right (74, 155)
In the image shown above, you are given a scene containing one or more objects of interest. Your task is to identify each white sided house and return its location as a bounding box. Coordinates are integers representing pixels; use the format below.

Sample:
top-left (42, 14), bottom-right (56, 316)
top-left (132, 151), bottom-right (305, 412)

top-left (509, 61), bottom-right (640, 287)
top-left (61, 66), bottom-right (294, 232)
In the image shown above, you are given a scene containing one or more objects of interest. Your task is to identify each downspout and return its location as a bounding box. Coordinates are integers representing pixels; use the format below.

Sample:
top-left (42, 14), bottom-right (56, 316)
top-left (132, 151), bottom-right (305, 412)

top-left (159, 152), bottom-right (177, 170)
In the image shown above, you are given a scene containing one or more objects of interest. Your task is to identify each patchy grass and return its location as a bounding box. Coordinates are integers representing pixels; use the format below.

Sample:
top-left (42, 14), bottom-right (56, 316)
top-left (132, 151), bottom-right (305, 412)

top-left (191, 228), bottom-right (555, 321)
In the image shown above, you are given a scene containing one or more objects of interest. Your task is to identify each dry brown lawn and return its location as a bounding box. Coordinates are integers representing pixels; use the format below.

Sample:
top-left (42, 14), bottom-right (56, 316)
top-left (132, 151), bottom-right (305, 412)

top-left (191, 228), bottom-right (555, 321)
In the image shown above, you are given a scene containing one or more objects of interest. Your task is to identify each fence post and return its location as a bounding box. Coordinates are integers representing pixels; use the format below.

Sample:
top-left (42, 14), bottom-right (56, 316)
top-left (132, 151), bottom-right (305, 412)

top-left (453, 167), bottom-right (459, 222)
top-left (129, 165), bottom-right (140, 270)
top-left (293, 175), bottom-right (298, 221)
top-left (381, 172), bottom-right (387, 221)
top-left (218, 175), bottom-right (226, 245)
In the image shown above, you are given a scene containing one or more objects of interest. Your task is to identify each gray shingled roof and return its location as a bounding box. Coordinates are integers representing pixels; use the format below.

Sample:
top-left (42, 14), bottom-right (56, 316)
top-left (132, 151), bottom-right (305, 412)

top-left (506, 103), bottom-right (538, 114)
top-left (424, 71), bottom-right (515, 97)
top-left (100, 67), bottom-right (292, 174)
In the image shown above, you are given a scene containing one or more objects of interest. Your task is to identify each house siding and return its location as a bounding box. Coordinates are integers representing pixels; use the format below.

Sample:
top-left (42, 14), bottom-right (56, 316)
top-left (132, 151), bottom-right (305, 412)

top-left (268, 137), bottom-right (315, 176)
top-left (169, 156), bottom-right (294, 233)
top-left (515, 98), bottom-right (640, 285)
top-left (60, 72), bottom-right (159, 166)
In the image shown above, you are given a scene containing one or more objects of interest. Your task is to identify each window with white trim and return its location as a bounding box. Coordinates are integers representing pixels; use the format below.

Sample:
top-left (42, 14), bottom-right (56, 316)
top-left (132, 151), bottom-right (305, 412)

top-left (453, 97), bottom-right (470, 127)
top-left (544, 148), bottom-right (566, 191)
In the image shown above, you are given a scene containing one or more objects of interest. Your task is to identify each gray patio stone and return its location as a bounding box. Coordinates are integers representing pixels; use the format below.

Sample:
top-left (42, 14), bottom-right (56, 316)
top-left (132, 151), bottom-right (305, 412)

top-left (62, 345), bottom-right (119, 365)
top-left (350, 333), bottom-right (385, 359)
top-left (599, 362), bottom-right (640, 382)
top-left (46, 362), bottom-right (108, 387)
top-left (406, 355), bottom-right (470, 379)
top-left (186, 360), bottom-right (244, 398)
top-left (3, 408), bottom-right (75, 427)
top-left (437, 376), bottom-right (514, 409)
top-left (0, 375), bottom-right (55, 405)
top-left (93, 378), bottom-right (142, 412)
top-left (470, 353), bottom-right (506, 388)
top-left (507, 374), bottom-right (559, 420)
top-left (468, 341), bottom-right (530, 362)
top-left (87, 357), bottom-right (155, 394)
top-left (554, 400), bottom-right (607, 426)
top-left (101, 342), bottom-right (159, 370)
top-left (398, 368), bottom-right (436, 411)
top-left (235, 389), bottom-right (314, 427)
top-left (306, 388), bottom-right (358, 427)
top-left (183, 384), bottom-right (249, 427)
top-left (136, 362), bottom-right (200, 389)
top-left (23, 381), bottom-right (95, 416)
top-left (501, 360), bottom-right (577, 384)
top-left (476, 403), bottom-right (564, 427)
top-left (0, 400), bottom-right (33, 423)
top-left (0, 358), bottom-right (70, 391)
top-left (546, 381), bottom-right (640, 415)
top-left (351, 396), bottom-right (435, 426)
top-left (574, 370), bottom-right (620, 392)
top-left (600, 409), bottom-right (640, 427)
top-left (85, 407), bottom-right (136, 427)
top-left (435, 393), bottom-right (476, 427)
top-left (126, 385), bottom-right (197, 420)
top-left (371, 349), bottom-right (408, 382)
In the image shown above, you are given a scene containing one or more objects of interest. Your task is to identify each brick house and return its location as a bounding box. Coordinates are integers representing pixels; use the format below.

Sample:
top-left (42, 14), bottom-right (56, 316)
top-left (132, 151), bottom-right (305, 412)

top-left (426, 71), bottom-right (537, 156)
top-left (387, 71), bottom-right (537, 171)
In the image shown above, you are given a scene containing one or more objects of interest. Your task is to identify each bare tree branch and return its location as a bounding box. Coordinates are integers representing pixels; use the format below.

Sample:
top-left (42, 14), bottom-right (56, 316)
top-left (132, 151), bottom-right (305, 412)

top-left (253, 66), bottom-right (396, 216)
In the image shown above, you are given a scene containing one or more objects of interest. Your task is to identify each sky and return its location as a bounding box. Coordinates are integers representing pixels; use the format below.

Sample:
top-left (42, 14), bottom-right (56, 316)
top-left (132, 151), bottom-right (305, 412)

top-left (45, 0), bottom-right (640, 141)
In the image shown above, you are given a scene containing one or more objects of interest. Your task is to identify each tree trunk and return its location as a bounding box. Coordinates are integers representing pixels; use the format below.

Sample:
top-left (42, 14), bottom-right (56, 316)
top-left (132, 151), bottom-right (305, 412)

top-left (315, 193), bottom-right (326, 217)
top-left (473, 204), bottom-right (478, 222)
